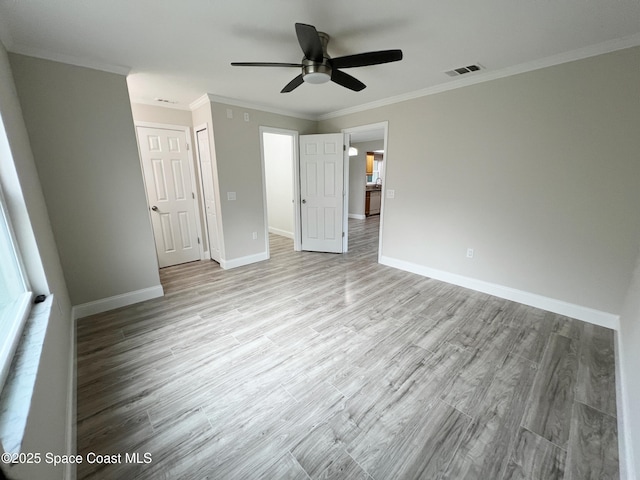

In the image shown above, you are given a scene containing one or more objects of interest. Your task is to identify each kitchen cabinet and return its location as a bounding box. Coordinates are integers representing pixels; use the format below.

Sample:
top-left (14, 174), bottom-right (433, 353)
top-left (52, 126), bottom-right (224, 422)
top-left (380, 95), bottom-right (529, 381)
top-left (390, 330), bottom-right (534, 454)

top-left (366, 153), bottom-right (374, 175)
top-left (365, 189), bottom-right (381, 216)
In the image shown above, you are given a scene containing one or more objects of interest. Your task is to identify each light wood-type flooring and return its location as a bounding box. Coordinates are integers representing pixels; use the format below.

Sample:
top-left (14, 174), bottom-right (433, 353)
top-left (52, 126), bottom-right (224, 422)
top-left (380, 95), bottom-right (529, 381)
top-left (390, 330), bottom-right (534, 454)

top-left (76, 217), bottom-right (618, 479)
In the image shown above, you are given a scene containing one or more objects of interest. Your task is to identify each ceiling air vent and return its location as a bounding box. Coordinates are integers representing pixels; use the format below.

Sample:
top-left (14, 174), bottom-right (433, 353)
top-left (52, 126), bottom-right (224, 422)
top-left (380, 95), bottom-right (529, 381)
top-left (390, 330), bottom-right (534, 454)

top-left (445, 64), bottom-right (483, 77)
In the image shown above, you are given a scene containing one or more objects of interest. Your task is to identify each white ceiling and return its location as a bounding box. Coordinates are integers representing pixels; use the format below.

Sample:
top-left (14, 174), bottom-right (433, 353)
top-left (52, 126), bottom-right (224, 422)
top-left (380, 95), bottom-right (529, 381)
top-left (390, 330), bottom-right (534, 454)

top-left (1, 0), bottom-right (639, 118)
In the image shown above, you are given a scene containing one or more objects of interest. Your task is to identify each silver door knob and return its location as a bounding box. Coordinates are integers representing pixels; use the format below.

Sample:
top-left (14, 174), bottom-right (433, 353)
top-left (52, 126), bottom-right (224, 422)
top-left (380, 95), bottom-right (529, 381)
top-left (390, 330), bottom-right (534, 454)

top-left (151, 206), bottom-right (159, 211)
top-left (302, 199), bottom-right (306, 204)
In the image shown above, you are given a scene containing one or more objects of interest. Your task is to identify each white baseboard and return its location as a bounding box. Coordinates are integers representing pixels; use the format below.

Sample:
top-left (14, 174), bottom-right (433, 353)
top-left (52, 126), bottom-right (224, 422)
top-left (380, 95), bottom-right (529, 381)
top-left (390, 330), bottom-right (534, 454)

top-left (201, 250), bottom-right (210, 260)
top-left (220, 251), bottom-right (269, 270)
top-left (349, 214), bottom-right (366, 220)
top-left (268, 227), bottom-right (294, 239)
top-left (71, 285), bottom-right (164, 320)
top-left (379, 255), bottom-right (620, 330)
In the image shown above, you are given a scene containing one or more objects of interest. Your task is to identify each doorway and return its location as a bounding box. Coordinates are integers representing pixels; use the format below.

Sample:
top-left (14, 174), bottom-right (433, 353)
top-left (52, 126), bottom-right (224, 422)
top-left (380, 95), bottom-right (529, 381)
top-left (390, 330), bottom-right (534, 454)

top-left (136, 123), bottom-right (204, 268)
top-left (343, 122), bottom-right (389, 261)
top-left (260, 127), bottom-right (300, 255)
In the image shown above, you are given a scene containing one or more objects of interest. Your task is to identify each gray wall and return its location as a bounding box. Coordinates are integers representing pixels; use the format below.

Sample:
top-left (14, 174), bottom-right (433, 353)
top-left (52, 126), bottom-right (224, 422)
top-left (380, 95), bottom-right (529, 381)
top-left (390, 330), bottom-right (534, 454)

top-left (9, 54), bottom-right (161, 307)
top-left (208, 101), bottom-right (316, 262)
top-left (0, 42), bottom-right (73, 480)
top-left (320, 47), bottom-right (640, 316)
top-left (320, 47), bottom-right (640, 476)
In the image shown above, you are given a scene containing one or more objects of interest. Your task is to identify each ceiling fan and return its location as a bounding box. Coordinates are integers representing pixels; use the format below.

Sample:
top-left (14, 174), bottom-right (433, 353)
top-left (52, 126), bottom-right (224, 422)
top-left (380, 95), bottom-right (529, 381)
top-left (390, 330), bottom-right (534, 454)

top-left (231, 23), bottom-right (403, 93)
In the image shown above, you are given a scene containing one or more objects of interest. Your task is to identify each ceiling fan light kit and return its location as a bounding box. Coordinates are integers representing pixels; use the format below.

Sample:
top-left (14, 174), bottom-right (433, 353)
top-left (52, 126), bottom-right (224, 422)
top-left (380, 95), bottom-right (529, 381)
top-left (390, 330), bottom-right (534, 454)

top-left (231, 23), bottom-right (403, 93)
top-left (302, 61), bottom-right (331, 84)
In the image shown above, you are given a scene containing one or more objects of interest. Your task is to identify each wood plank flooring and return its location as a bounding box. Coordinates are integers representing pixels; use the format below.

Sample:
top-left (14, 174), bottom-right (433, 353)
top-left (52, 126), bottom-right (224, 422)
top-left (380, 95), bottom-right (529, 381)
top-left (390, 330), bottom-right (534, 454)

top-left (76, 217), bottom-right (619, 479)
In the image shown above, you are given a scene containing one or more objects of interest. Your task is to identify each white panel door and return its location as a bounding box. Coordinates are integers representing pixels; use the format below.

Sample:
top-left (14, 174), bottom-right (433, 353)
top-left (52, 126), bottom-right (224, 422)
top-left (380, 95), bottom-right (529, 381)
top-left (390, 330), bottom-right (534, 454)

top-left (196, 128), bottom-right (221, 263)
top-left (299, 133), bottom-right (344, 253)
top-left (137, 126), bottom-right (200, 268)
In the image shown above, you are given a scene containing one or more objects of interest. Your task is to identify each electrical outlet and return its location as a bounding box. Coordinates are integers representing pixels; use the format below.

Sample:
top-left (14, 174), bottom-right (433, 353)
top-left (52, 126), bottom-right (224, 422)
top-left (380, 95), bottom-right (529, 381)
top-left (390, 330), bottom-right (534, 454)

top-left (466, 248), bottom-right (474, 258)
top-left (227, 192), bottom-right (236, 201)
top-left (387, 189), bottom-right (395, 198)
top-left (244, 112), bottom-right (250, 122)
top-left (226, 108), bottom-right (233, 119)
top-left (252, 232), bottom-right (257, 240)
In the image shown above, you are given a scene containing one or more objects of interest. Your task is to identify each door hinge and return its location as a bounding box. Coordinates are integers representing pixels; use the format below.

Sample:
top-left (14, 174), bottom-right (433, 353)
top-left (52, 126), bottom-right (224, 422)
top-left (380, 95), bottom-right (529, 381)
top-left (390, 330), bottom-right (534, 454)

top-left (343, 144), bottom-right (346, 151)
top-left (197, 237), bottom-right (201, 244)
top-left (192, 192), bottom-right (195, 199)
top-left (186, 143), bottom-right (190, 150)
top-left (342, 232), bottom-right (345, 238)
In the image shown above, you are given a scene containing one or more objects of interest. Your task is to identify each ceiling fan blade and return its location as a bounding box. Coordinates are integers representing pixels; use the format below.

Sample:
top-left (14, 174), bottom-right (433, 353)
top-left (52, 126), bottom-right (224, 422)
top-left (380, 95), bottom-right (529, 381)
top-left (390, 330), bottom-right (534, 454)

top-left (231, 62), bottom-right (302, 67)
top-left (281, 74), bottom-right (305, 93)
top-left (331, 49), bottom-right (403, 69)
top-left (331, 70), bottom-right (366, 92)
top-left (295, 23), bottom-right (324, 62)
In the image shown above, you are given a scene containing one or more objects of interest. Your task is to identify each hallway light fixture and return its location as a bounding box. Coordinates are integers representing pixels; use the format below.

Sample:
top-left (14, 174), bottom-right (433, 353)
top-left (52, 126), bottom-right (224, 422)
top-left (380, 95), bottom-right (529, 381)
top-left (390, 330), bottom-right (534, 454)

top-left (348, 147), bottom-right (358, 156)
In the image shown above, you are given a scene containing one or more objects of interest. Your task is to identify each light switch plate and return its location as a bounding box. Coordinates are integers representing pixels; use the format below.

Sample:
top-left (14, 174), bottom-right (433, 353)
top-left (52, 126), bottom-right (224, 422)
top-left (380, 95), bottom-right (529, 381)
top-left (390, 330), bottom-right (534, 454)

top-left (227, 192), bottom-right (236, 201)
top-left (226, 108), bottom-right (233, 119)
top-left (387, 189), bottom-right (395, 198)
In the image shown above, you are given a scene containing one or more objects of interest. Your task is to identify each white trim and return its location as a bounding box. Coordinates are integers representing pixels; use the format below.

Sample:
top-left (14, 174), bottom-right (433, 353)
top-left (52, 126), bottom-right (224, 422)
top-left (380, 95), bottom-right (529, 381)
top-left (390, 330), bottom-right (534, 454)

top-left (258, 127), bottom-right (271, 260)
top-left (71, 285), bottom-right (164, 320)
top-left (220, 252), bottom-right (269, 270)
top-left (8, 43), bottom-right (130, 75)
top-left (134, 121), bottom-right (192, 132)
top-left (615, 330), bottom-right (636, 480)
top-left (189, 94), bottom-right (211, 111)
top-left (319, 33), bottom-right (640, 121)
top-left (194, 93), bottom-right (317, 121)
top-left (268, 226), bottom-right (294, 239)
top-left (64, 302), bottom-right (76, 480)
top-left (194, 123), bottom-right (224, 263)
top-left (343, 133), bottom-right (349, 253)
top-left (379, 255), bottom-right (620, 329)
top-left (348, 214), bottom-right (366, 220)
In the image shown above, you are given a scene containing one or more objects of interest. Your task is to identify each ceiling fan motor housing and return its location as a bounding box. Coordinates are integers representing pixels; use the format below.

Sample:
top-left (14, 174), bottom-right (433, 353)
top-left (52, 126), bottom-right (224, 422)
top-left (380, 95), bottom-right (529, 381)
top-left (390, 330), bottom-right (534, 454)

top-left (302, 32), bottom-right (332, 83)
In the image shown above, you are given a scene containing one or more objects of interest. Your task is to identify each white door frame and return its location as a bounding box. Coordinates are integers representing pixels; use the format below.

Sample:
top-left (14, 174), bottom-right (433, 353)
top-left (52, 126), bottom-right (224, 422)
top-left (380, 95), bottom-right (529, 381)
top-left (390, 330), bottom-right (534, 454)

top-left (342, 121), bottom-right (389, 261)
top-left (259, 126), bottom-right (301, 253)
top-left (194, 123), bottom-right (225, 263)
top-left (134, 121), bottom-right (205, 262)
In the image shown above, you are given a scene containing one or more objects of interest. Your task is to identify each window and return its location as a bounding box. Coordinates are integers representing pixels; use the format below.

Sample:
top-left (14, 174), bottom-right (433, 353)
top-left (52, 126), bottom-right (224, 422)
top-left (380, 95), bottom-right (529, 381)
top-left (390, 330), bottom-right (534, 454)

top-left (0, 148), bottom-right (32, 394)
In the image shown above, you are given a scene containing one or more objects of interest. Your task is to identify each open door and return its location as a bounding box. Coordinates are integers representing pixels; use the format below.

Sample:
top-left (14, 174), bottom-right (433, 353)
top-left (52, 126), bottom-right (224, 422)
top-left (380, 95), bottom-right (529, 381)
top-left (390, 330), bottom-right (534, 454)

top-left (195, 127), bottom-right (221, 263)
top-left (299, 133), bottom-right (345, 253)
top-left (137, 125), bottom-right (202, 268)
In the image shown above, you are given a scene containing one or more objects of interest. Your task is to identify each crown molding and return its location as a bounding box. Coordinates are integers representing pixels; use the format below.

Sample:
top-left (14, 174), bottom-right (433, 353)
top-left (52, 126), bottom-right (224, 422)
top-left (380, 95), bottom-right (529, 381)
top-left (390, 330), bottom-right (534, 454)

top-left (195, 93), bottom-right (317, 121)
top-left (319, 33), bottom-right (640, 121)
top-left (189, 94), bottom-right (211, 111)
top-left (7, 43), bottom-right (130, 75)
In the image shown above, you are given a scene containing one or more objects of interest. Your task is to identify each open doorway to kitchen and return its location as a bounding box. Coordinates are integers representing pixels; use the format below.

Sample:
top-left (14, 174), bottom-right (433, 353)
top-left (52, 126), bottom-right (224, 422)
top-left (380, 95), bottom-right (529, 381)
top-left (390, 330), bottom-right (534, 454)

top-left (343, 122), bottom-right (388, 261)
